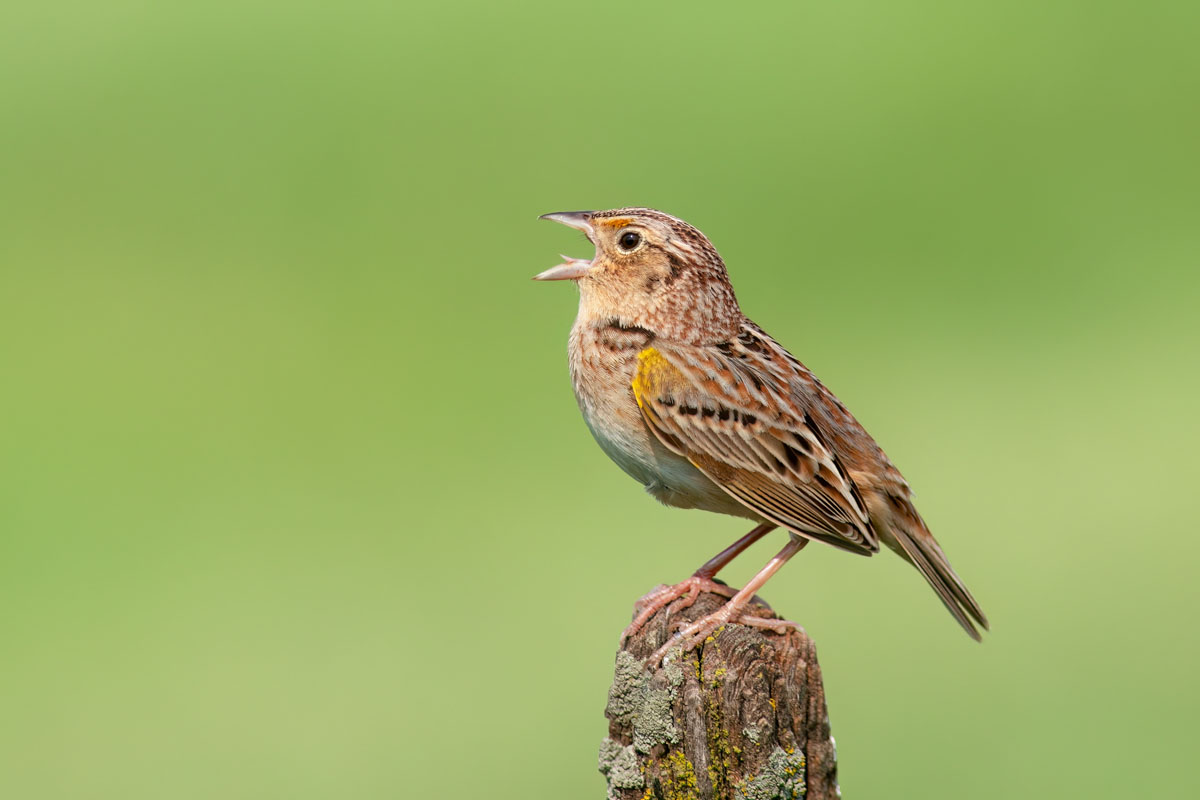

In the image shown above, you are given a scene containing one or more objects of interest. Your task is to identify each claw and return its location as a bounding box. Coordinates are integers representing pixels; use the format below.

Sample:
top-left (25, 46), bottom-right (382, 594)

top-left (621, 576), bottom-right (737, 644)
top-left (647, 603), bottom-right (797, 667)
top-left (638, 535), bottom-right (811, 667)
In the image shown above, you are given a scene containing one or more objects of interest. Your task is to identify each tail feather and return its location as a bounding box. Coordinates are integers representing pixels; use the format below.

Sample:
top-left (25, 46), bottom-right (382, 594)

top-left (889, 523), bottom-right (989, 641)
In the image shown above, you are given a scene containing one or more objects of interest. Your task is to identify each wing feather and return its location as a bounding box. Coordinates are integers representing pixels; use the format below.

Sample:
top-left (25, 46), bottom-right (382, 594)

top-left (632, 339), bottom-right (878, 554)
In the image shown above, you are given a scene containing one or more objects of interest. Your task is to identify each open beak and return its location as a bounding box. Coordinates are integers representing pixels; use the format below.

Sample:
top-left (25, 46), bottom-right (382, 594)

top-left (533, 255), bottom-right (592, 282)
top-left (534, 211), bottom-right (596, 281)
top-left (539, 211), bottom-right (594, 237)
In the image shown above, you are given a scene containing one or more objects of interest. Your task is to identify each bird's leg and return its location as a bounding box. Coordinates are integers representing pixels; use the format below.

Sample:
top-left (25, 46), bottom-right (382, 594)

top-left (622, 522), bottom-right (776, 643)
top-left (650, 534), bottom-right (809, 666)
top-left (694, 521), bottom-right (779, 581)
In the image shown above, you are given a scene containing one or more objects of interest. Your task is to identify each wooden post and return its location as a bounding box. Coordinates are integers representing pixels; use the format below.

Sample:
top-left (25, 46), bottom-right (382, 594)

top-left (599, 587), bottom-right (839, 800)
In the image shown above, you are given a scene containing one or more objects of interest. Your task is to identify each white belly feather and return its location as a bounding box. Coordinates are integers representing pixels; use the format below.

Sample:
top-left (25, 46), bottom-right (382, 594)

top-left (568, 319), bottom-right (757, 520)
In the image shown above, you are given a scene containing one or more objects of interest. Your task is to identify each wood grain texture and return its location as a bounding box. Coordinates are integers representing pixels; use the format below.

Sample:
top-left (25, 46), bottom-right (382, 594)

top-left (600, 588), bottom-right (838, 800)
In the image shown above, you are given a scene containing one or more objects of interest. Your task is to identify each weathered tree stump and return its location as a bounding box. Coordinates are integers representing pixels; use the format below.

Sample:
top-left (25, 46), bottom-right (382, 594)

top-left (599, 587), bottom-right (838, 800)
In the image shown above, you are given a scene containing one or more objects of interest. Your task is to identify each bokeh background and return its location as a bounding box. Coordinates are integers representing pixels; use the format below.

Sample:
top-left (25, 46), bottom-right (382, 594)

top-left (2, 1), bottom-right (1198, 797)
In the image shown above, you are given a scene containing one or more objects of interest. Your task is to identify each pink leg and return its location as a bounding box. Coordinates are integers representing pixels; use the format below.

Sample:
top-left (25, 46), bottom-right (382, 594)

top-left (694, 521), bottom-right (777, 579)
top-left (622, 522), bottom-right (776, 642)
top-left (650, 534), bottom-right (810, 665)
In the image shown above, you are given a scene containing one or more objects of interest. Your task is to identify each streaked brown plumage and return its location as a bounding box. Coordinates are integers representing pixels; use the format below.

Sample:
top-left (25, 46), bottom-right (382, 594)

top-left (536, 207), bottom-right (987, 656)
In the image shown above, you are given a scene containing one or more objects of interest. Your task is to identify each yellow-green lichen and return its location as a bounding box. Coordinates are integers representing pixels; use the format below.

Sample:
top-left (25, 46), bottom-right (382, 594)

top-left (634, 684), bottom-right (680, 753)
top-left (703, 692), bottom-right (734, 798)
top-left (607, 652), bottom-right (650, 729)
top-left (734, 746), bottom-right (806, 800)
top-left (599, 738), bottom-right (645, 798)
top-left (658, 750), bottom-right (701, 800)
top-left (605, 651), bottom-right (681, 755)
top-left (662, 657), bottom-right (684, 690)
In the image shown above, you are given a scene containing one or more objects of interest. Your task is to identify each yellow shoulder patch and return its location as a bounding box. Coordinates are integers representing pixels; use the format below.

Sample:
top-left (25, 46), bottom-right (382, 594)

top-left (632, 347), bottom-right (671, 409)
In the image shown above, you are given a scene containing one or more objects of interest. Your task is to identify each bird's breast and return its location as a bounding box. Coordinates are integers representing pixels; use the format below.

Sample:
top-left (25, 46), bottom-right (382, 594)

top-left (569, 319), bottom-right (660, 483)
top-left (567, 318), bottom-right (753, 518)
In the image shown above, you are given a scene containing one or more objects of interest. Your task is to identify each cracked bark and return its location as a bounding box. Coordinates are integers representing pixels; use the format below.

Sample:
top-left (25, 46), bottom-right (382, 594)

top-left (599, 587), bottom-right (838, 800)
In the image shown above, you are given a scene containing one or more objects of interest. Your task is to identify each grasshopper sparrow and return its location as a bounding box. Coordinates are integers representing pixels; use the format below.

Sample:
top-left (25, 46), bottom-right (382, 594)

top-left (536, 208), bottom-right (987, 659)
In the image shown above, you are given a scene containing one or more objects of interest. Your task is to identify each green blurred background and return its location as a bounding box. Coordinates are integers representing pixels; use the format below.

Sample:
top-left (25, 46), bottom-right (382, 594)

top-left (2, 1), bottom-right (1197, 797)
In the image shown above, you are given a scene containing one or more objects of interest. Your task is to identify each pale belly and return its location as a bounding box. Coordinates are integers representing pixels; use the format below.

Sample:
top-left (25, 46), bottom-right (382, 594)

top-left (568, 322), bottom-right (757, 521)
top-left (581, 400), bottom-right (754, 517)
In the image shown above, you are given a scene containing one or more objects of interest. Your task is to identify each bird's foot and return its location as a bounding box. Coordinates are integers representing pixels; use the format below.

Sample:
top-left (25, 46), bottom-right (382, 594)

top-left (648, 600), bottom-right (801, 667)
top-left (622, 576), bottom-right (737, 643)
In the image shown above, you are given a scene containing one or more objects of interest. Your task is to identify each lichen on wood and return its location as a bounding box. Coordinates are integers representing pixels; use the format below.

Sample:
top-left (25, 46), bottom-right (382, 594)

top-left (599, 587), bottom-right (838, 800)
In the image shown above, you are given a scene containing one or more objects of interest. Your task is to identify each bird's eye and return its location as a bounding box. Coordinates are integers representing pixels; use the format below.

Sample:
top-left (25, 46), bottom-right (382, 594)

top-left (617, 231), bottom-right (642, 252)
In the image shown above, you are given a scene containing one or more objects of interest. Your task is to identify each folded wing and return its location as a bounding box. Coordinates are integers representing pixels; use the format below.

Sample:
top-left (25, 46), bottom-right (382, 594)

top-left (632, 342), bottom-right (878, 555)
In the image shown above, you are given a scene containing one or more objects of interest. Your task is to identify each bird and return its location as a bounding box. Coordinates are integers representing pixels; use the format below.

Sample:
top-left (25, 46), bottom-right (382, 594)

top-left (535, 207), bottom-right (987, 660)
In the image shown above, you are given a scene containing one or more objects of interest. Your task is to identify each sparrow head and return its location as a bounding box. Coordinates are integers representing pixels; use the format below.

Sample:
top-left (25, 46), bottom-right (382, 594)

top-left (535, 207), bottom-right (742, 341)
